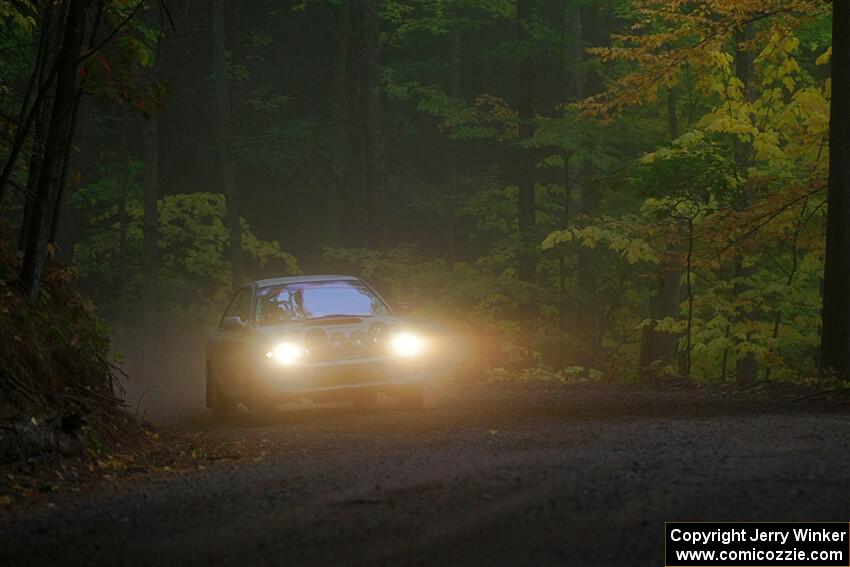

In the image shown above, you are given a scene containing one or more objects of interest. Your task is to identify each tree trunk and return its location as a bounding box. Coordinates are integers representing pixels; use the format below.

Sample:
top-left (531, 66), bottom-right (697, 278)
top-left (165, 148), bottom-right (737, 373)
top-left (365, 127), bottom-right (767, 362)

top-left (0, 2), bottom-right (62, 206)
top-left (142, 112), bottom-right (159, 281)
top-left (446, 24), bottom-right (461, 260)
top-left (17, 2), bottom-right (64, 250)
top-left (821, 0), bottom-right (850, 376)
top-left (49, 89), bottom-right (83, 246)
top-left (18, 99), bottom-right (51, 252)
top-left (639, 238), bottom-right (685, 370)
top-left (733, 23), bottom-right (758, 386)
top-left (19, 0), bottom-right (88, 304)
top-left (51, 91), bottom-right (89, 266)
top-left (116, 111), bottom-right (134, 291)
top-left (326, 7), bottom-right (349, 246)
top-left (142, 28), bottom-right (161, 292)
top-left (344, 0), bottom-right (388, 248)
top-left (575, 4), bottom-right (598, 296)
top-left (212, 0), bottom-right (242, 290)
top-left (515, 0), bottom-right (536, 288)
top-left (558, 0), bottom-right (583, 334)
top-left (116, 180), bottom-right (129, 286)
top-left (639, 90), bottom-right (683, 372)
top-left (344, 3), bottom-right (366, 247)
top-left (667, 87), bottom-right (679, 142)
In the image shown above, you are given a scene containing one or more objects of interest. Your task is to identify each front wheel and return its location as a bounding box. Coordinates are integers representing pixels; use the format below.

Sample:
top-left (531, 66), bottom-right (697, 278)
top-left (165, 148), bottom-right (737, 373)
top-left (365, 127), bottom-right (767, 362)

top-left (249, 377), bottom-right (279, 422)
top-left (395, 384), bottom-right (424, 411)
top-left (208, 368), bottom-right (238, 422)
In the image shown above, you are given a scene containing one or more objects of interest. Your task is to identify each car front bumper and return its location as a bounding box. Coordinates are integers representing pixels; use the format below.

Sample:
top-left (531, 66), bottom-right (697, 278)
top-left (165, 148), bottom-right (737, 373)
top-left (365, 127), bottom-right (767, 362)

top-left (255, 355), bottom-right (426, 398)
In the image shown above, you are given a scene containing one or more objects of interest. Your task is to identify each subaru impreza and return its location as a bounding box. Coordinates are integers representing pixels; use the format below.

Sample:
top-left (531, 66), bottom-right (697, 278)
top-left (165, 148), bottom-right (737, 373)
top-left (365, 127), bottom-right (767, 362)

top-left (206, 275), bottom-right (426, 419)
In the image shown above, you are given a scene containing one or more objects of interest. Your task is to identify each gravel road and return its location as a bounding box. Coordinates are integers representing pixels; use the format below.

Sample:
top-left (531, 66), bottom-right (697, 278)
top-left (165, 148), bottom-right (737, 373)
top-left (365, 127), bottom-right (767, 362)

top-left (3, 384), bottom-right (850, 566)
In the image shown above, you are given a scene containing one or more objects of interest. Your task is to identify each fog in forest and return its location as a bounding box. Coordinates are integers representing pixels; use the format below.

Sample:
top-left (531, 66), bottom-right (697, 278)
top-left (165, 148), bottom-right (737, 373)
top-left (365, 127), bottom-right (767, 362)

top-left (1, 0), bottom-right (846, 419)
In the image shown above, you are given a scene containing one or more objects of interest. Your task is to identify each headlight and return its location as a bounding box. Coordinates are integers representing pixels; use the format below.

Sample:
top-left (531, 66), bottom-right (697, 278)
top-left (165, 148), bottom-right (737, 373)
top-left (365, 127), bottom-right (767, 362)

top-left (266, 342), bottom-right (307, 365)
top-left (391, 332), bottom-right (424, 357)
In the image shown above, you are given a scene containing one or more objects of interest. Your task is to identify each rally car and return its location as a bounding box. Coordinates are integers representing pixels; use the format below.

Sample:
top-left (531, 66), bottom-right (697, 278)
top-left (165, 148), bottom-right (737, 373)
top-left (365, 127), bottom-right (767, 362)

top-left (206, 275), bottom-right (426, 419)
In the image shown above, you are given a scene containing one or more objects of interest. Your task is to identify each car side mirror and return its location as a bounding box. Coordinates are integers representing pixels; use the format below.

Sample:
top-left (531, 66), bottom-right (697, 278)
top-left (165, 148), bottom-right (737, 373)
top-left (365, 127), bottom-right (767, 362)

top-left (221, 316), bottom-right (246, 331)
top-left (395, 302), bottom-right (413, 315)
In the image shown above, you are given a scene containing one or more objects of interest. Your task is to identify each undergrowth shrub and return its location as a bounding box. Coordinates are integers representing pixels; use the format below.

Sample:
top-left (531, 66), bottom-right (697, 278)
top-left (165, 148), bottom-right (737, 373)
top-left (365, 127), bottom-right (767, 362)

top-left (0, 225), bottom-right (121, 423)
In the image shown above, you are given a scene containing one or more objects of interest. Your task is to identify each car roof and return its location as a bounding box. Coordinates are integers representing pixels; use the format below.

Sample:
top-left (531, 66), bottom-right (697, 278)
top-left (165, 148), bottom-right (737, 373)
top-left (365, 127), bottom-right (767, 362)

top-left (251, 274), bottom-right (361, 288)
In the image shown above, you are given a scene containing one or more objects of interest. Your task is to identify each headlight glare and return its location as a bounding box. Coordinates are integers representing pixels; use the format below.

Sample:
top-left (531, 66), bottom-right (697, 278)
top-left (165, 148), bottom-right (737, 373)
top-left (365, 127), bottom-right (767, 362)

top-left (391, 332), bottom-right (424, 357)
top-left (266, 342), bottom-right (307, 365)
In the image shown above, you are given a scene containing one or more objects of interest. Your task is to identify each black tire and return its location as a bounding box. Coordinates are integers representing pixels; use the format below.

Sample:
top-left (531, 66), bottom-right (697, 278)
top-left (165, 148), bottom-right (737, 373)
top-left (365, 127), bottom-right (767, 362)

top-left (396, 384), bottom-right (424, 411)
top-left (248, 376), bottom-right (279, 423)
top-left (208, 367), bottom-right (238, 422)
top-left (352, 390), bottom-right (378, 412)
top-left (205, 363), bottom-right (215, 409)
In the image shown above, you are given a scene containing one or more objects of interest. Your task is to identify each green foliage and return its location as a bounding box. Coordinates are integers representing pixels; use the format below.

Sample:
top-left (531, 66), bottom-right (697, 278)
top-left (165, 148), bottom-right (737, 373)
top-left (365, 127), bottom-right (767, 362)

top-left (541, 4), bottom-right (830, 383)
top-left (487, 365), bottom-right (603, 384)
top-left (0, 1), bottom-right (37, 30)
top-left (72, 169), bottom-right (299, 324)
top-left (0, 223), bottom-right (119, 417)
top-left (2, 0), bottom-right (836, 392)
top-left (543, 223), bottom-right (658, 265)
top-left (384, 74), bottom-right (502, 141)
top-left (321, 245), bottom-right (522, 324)
top-left (320, 245), bottom-right (542, 369)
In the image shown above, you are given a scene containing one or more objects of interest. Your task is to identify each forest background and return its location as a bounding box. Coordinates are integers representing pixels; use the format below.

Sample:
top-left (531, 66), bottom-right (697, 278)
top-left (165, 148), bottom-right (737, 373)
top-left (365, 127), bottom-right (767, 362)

top-left (0, 0), bottom-right (841, 418)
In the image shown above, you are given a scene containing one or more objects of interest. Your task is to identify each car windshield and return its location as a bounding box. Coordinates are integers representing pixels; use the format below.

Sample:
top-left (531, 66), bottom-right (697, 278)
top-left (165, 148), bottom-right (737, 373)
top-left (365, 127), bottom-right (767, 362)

top-left (255, 280), bottom-right (390, 325)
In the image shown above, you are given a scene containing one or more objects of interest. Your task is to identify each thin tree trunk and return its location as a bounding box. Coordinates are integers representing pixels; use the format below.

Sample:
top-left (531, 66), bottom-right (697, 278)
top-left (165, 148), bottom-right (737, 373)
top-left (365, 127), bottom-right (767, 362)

top-left (18, 100), bottom-right (51, 252)
top-left (639, 90), bottom-right (683, 372)
top-left (446, 24), bottom-right (461, 260)
top-left (116, 182), bottom-right (129, 286)
top-left (516, 0), bottom-right (535, 289)
top-left (638, 239), bottom-right (685, 370)
top-left (733, 23), bottom-right (758, 386)
top-left (52, 92), bottom-right (90, 266)
top-left (343, 1), bottom-right (365, 247)
top-left (764, 231), bottom-right (801, 381)
top-left (142, 112), bottom-right (159, 281)
top-left (557, 0), bottom-right (580, 334)
top-left (111, 107), bottom-right (132, 293)
top-left (142, 30), bottom-right (160, 292)
top-left (684, 217), bottom-right (695, 375)
top-left (49, 0), bottom-right (105, 255)
top-left (362, 0), bottom-right (388, 249)
top-left (344, 0), bottom-right (388, 249)
top-left (575, 3), bottom-right (600, 313)
top-left (821, 0), bottom-right (850, 376)
top-left (49, 89), bottom-right (83, 246)
top-left (667, 87), bottom-right (679, 141)
top-left (19, 0), bottom-right (88, 304)
top-left (330, 7), bottom-right (349, 245)
top-left (212, 0), bottom-right (242, 290)
top-left (17, 3), bottom-right (64, 249)
top-left (721, 331), bottom-right (731, 379)
top-left (0, 3), bottom-right (67, 204)
top-left (558, 153), bottom-right (571, 334)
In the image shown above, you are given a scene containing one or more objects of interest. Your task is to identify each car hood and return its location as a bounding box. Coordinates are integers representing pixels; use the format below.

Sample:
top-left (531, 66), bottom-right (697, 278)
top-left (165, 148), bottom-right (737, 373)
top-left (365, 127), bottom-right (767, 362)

top-left (254, 315), bottom-right (402, 334)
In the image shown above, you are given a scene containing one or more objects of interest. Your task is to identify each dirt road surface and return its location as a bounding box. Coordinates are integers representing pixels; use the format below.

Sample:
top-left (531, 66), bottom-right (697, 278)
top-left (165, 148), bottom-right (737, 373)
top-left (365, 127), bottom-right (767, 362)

top-left (2, 384), bottom-right (850, 566)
